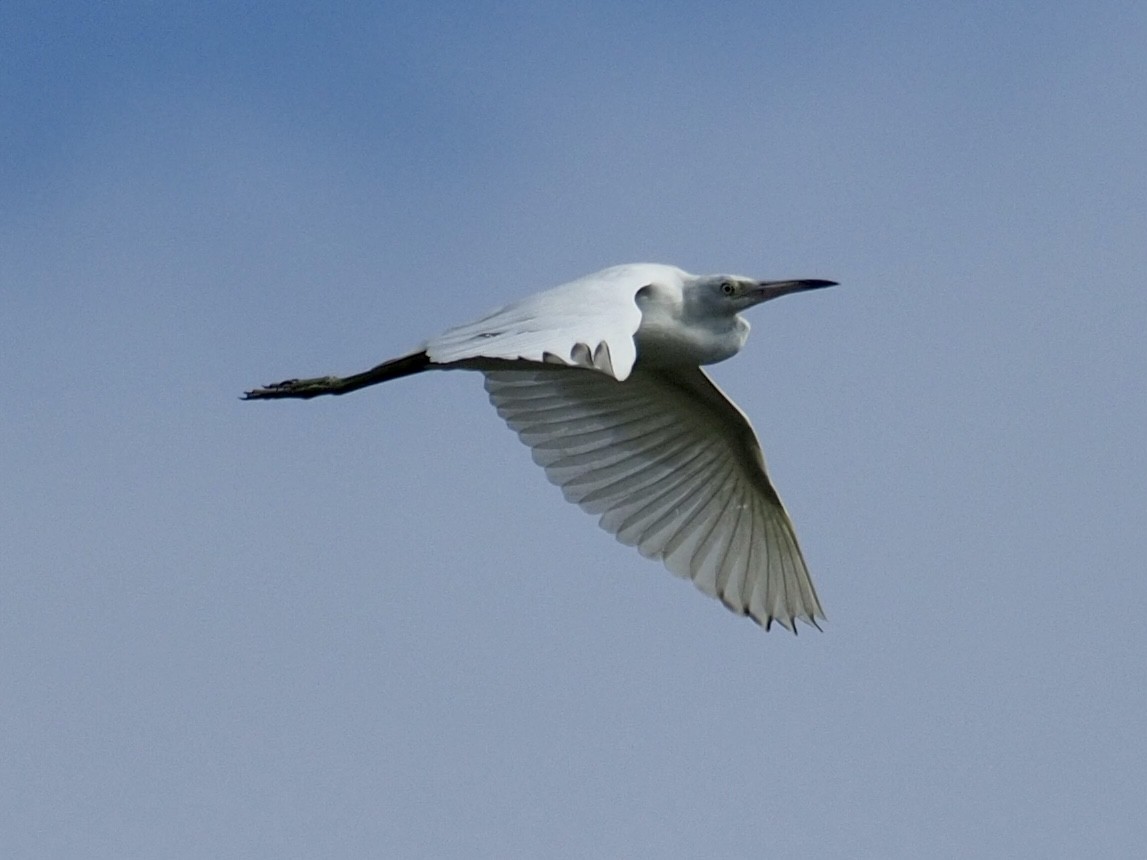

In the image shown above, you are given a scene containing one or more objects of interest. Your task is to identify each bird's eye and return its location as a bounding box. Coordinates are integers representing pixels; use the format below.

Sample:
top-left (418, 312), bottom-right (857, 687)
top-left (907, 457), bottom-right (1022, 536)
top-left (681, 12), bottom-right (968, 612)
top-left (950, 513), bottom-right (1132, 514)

top-left (721, 281), bottom-right (736, 296)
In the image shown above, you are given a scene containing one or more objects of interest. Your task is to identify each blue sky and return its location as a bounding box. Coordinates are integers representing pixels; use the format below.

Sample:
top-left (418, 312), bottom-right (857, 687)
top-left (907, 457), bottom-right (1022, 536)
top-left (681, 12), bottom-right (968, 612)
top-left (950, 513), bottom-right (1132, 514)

top-left (3, 2), bottom-right (1145, 857)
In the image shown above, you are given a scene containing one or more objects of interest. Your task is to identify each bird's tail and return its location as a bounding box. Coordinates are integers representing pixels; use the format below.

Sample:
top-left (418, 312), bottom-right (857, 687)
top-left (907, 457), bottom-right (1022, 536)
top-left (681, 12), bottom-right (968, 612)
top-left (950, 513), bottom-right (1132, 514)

top-left (243, 351), bottom-right (432, 400)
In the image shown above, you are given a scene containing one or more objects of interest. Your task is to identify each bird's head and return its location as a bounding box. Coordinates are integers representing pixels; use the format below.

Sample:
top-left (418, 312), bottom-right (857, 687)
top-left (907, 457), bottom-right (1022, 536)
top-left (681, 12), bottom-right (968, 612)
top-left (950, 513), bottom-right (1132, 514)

top-left (695, 274), bottom-right (839, 315)
top-left (634, 268), bottom-right (839, 366)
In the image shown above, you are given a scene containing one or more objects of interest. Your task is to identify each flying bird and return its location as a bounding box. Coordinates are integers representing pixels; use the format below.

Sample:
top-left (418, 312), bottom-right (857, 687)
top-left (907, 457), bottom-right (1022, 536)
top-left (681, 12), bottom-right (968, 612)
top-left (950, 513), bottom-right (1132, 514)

top-left (245, 263), bottom-right (836, 631)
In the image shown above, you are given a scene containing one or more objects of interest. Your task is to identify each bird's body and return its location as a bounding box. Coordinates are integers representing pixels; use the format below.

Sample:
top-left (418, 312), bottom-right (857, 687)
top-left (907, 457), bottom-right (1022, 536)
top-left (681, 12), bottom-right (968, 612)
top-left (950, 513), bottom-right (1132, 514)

top-left (246, 263), bottom-right (837, 632)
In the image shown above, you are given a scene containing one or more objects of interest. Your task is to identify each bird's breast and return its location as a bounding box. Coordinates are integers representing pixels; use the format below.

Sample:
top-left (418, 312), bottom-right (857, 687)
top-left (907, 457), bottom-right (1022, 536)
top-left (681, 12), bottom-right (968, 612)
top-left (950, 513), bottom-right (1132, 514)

top-left (634, 314), bottom-right (749, 367)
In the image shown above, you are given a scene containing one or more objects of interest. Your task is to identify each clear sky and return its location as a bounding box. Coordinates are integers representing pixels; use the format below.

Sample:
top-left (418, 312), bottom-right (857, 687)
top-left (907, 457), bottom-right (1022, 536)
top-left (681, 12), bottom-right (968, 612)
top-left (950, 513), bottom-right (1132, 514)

top-left (3, 2), bottom-right (1145, 857)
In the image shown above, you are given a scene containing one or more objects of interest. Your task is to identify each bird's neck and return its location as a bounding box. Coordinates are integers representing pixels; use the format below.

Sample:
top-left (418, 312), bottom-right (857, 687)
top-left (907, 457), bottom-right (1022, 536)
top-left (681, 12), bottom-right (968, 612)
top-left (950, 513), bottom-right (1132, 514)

top-left (635, 312), bottom-right (749, 367)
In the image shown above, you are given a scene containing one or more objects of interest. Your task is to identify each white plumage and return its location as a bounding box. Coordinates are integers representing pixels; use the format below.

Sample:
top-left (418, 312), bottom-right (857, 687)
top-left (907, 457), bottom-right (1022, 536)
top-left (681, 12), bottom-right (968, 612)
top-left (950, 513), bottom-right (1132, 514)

top-left (426, 263), bottom-right (657, 380)
top-left (245, 263), bottom-right (837, 632)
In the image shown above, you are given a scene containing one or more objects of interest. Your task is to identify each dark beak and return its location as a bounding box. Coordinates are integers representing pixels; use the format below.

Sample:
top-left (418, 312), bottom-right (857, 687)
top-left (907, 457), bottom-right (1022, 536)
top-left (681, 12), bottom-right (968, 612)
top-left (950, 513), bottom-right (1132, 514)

top-left (753, 278), bottom-right (839, 303)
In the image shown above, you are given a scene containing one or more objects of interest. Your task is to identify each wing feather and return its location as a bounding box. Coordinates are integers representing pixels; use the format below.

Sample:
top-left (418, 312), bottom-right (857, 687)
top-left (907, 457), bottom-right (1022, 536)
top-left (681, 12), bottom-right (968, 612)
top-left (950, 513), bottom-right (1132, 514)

top-left (483, 364), bottom-right (824, 631)
top-left (426, 265), bottom-right (688, 381)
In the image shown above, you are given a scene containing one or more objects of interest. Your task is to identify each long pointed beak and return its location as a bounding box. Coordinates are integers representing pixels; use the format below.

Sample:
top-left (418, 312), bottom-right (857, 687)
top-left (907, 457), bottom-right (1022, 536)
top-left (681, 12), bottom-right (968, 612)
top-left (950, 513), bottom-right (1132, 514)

top-left (753, 278), bottom-right (838, 303)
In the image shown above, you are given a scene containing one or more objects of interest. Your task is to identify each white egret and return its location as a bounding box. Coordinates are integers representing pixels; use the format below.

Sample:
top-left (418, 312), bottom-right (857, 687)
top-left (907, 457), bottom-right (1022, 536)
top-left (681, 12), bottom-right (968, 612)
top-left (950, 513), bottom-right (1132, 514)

top-left (245, 264), bottom-right (837, 631)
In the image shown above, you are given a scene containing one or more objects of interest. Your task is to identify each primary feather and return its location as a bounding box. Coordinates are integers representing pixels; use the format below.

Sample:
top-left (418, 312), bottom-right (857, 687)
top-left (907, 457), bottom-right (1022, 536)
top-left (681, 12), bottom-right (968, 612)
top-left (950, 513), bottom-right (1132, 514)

top-left (483, 364), bottom-right (823, 631)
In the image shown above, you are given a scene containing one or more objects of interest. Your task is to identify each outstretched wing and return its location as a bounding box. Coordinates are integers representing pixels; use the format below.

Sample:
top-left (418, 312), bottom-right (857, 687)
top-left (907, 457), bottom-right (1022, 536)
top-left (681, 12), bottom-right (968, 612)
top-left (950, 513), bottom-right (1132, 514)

top-left (426, 264), bottom-right (686, 382)
top-left (483, 364), bottom-right (824, 631)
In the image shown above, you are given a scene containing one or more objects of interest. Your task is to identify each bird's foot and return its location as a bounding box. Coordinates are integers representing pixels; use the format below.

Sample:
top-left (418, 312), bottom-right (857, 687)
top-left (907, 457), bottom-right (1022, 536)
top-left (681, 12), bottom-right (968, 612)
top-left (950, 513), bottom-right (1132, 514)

top-left (242, 376), bottom-right (345, 400)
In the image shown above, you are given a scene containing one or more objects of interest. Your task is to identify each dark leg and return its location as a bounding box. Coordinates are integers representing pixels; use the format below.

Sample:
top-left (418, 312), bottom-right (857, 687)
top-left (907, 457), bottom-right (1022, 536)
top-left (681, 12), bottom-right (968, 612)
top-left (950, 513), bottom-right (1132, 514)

top-left (243, 351), bottom-right (432, 400)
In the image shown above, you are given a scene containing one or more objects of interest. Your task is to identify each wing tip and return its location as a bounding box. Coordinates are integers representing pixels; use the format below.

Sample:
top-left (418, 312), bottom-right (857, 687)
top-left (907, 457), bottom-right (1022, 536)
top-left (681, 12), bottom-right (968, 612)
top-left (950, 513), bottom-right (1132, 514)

top-left (758, 611), bottom-right (826, 635)
top-left (720, 595), bottom-right (825, 634)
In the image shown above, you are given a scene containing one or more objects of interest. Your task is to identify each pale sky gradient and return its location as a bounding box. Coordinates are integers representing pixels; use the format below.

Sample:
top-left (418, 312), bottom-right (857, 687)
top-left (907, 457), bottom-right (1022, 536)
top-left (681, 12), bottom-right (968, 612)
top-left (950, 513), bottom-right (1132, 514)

top-left (3, 2), bottom-right (1146, 857)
